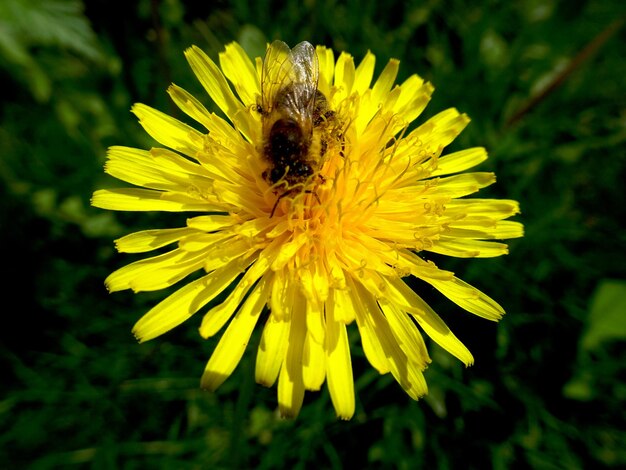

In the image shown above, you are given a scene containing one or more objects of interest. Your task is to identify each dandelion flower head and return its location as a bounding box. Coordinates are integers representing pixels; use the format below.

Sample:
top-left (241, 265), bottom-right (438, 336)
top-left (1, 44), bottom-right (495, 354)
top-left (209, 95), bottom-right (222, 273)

top-left (92, 40), bottom-right (523, 420)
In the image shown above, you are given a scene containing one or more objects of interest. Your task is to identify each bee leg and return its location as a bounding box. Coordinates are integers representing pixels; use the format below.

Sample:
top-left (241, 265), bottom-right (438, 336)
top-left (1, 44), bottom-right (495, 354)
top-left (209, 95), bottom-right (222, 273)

top-left (304, 190), bottom-right (322, 206)
top-left (270, 192), bottom-right (287, 218)
top-left (269, 184), bottom-right (323, 218)
top-left (313, 191), bottom-right (322, 205)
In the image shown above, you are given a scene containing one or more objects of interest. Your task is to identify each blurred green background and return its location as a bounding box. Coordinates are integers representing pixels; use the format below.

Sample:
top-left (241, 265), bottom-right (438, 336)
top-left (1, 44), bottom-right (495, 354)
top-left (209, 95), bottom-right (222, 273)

top-left (1, 0), bottom-right (625, 468)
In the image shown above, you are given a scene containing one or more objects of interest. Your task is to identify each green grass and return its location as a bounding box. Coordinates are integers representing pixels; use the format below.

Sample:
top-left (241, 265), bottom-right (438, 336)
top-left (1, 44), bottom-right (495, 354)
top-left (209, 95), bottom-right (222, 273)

top-left (1, 0), bottom-right (625, 468)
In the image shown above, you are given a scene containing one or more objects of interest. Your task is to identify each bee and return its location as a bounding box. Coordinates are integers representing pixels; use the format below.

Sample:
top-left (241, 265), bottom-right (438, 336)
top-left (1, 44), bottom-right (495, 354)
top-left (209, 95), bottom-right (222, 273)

top-left (258, 40), bottom-right (327, 214)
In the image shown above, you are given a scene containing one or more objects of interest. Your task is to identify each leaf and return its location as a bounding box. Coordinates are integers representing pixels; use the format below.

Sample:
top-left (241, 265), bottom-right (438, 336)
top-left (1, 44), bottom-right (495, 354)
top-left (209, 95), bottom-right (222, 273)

top-left (581, 279), bottom-right (626, 351)
top-left (0, 0), bottom-right (104, 100)
top-left (0, 0), bottom-right (103, 62)
top-left (562, 370), bottom-right (594, 401)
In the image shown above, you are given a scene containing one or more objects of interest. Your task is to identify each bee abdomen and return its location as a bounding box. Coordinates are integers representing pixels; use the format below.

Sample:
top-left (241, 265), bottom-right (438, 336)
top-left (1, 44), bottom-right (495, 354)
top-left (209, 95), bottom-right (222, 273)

top-left (266, 118), bottom-right (312, 184)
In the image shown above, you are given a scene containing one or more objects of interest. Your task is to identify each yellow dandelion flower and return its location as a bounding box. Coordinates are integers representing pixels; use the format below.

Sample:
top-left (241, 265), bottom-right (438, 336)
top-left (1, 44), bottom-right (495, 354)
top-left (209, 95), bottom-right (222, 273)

top-left (92, 40), bottom-right (523, 420)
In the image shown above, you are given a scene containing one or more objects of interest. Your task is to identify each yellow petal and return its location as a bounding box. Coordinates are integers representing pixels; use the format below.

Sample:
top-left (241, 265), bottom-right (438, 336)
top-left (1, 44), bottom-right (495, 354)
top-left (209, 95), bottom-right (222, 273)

top-left (325, 251), bottom-right (347, 290)
top-left (325, 304), bottom-right (355, 420)
top-left (277, 298), bottom-right (307, 418)
top-left (428, 238), bottom-right (510, 258)
top-left (186, 214), bottom-right (239, 232)
top-left (270, 268), bottom-right (295, 321)
top-left (414, 108), bottom-right (469, 141)
top-left (302, 317), bottom-right (326, 391)
top-left (299, 259), bottom-right (330, 309)
top-left (131, 104), bottom-right (204, 158)
top-left (316, 45), bottom-right (335, 95)
top-left (353, 50), bottom-right (376, 94)
top-left (353, 280), bottom-right (427, 399)
top-left (492, 220), bottom-right (525, 239)
top-left (384, 277), bottom-right (474, 366)
top-left (433, 172), bottom-right (496, 198)
top-left (371, 59), bottom-right (399, 105)
top-left (411, 302), bottom-right (474, 366)
top-left (349, 277), bottom-right (390, 374)
top-left (444, 198), bottom-right (521, 220)
top-left (219, 42), bottom-right (260, 107)
top-left (200, 276), bottom-right (269, 391)
top-left (199, 254), bottom-right (269, 338)
top-left (178, 232), bottom-right (233, 252)
top-left (444, 220), bottom-right (524, 240)
top-left (380, 301), bottom-right (431, 369)
top-left (91, 188), bottom-right (220, 212)
top-left (184, 45), bottom-right (254, 141)
top-left (432, 147), bottom-right (488, 176)
top-left (424, 276), bottom-right (505, 321)
top-left (331, 287), bottom-right (356, 324)
top-left (132, 257), bottom-right (254, 342)
top-left (270, 232), bottom-right (308, 271)
top-left (305, 291), bottom-right (325, 346)
top-left (333, 52), bottom-right (355, 99)
top-left (167, 84), bottom-right (214, 130)
top-left (256, 313), bottom-right (289, 387)
top-left (104, 146), bottom-right (212, 190)
top-left (115, 227), bottom-right (197, 253)
top-left (392, 75), bottom-right (432, 124)
top-left (203, 240), bottom-right (257, 273)
top-left (105, 248), bottom-right (205, 293)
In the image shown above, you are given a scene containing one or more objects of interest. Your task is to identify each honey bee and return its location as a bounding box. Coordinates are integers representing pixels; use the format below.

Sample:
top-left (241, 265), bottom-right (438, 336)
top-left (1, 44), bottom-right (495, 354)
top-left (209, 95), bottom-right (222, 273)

top-left (258, 40), bottom-right (329, 214)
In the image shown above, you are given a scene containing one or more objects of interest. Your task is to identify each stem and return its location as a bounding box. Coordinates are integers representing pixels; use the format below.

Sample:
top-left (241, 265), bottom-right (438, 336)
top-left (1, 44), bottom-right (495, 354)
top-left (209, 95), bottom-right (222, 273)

top-left (505, 16), bottom-right (625, 128)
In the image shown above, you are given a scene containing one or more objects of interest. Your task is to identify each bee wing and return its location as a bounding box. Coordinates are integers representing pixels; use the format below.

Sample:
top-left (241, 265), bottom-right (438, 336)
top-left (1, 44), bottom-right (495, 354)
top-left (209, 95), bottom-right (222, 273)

top-left (285, 41), bottom-right (318, 115)
top-left (261, 40), bottom-right (292, 112)
top-left (261, 41), bottom-right (318, 122)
